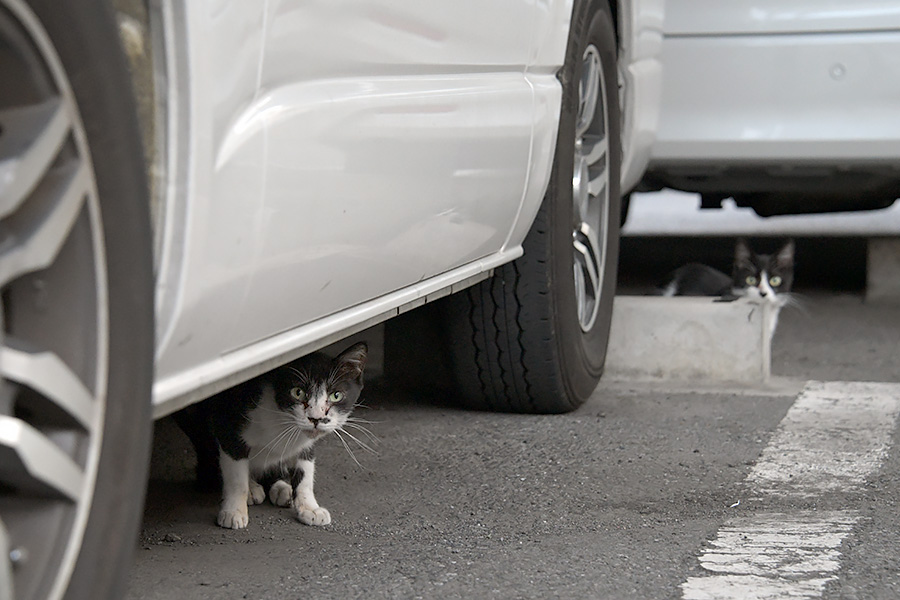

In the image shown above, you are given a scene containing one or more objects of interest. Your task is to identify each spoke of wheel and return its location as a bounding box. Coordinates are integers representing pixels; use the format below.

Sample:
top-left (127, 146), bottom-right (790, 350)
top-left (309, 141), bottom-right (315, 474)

top-left (0, 99), bottom-right (69, 219)
top-left (589, 167), bottom-right (608, 198)
top-left (576, 47), bottom-right (601, 137)
top-left (0, 415), bottom-right (84, 502)
top-left (581, 134), bottom-right (607, 165)
top-left (0, 340), bottom-right (96, 432)
top-left (574, 236), bottom-right (600, 303)
top-left (0, 159), bottom-right (89, 287)
top-left (0, 518), bottom-right (11, 600)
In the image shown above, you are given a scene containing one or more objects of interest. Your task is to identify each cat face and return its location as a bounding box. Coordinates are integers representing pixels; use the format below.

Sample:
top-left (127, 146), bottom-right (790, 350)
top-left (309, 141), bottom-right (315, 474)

top-left (274, 343), bottom-right (367, 437)
top-left (732, 239), bottom-right (794, 304)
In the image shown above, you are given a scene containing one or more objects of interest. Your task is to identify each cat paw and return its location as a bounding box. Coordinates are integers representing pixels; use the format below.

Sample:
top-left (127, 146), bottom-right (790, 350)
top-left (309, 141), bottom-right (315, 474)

top-left (294, 505), bottom-right (331, 526)
top-left (268, 480), bottom-right (293, 507)
top-left (248, 481), bottom-right (266, 505)
top-left (217, 507), bottom-right (249, 529)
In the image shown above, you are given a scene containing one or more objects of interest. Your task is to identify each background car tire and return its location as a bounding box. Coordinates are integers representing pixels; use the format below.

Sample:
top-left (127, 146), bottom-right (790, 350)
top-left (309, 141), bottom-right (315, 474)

top-left (441, 0), bottom-right (622, 413)
top-left (0, 1), bottom-right (154, 599)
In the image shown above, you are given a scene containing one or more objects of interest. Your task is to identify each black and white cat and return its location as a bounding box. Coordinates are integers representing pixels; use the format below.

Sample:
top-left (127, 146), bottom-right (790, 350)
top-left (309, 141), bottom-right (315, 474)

top-left (178, 343), bottom-right (368, 530)
top-left (656, 238), bottom-right (795, 305)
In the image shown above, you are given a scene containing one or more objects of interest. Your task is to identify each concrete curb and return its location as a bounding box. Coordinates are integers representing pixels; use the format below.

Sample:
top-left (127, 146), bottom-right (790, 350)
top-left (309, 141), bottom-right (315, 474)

top-left (606, 296), bottom-right (776, 384)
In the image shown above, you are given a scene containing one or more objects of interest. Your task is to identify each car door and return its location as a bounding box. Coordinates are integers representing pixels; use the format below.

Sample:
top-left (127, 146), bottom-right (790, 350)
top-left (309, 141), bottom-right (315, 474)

top-left (226, 0), bottom-right (539, 347)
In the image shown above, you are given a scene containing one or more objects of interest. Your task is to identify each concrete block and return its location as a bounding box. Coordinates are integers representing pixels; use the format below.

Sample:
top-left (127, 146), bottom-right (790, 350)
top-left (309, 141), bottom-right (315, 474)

top-left (867, 238), bottom-right (900, 304)
top-left (606, 296), bottom-right (776, 383)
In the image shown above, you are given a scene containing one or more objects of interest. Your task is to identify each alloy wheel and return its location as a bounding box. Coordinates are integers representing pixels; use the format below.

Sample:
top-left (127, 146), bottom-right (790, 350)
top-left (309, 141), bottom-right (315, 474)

top-left (572, 43), bottom-right (610, 332)
top-left (0, 2), bottom-right (109, 599)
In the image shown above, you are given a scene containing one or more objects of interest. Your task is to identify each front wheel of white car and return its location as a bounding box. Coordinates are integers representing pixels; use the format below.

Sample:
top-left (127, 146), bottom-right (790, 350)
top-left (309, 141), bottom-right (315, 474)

top-left (443, 0), bottom-right (621, 413)
top-left (0, 1), bottom-right (155, 599)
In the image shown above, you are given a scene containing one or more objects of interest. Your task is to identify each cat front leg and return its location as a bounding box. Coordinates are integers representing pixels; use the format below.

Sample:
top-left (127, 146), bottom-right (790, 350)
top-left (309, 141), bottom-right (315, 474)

top-left (291, 458), bottom-right (331, 526)
top-left (268, 480), bottom-right (293, 507)
top-left (248, 478), bottom-right (266, 505)
top-left (217, 450), bottom-right (251, 529)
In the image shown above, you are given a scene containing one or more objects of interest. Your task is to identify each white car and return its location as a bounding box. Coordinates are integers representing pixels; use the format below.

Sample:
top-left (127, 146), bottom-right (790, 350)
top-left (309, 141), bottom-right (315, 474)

top-left (0, 0), bottom-right (661, 598)
top-left (641, 0), bottom-right (900, 216)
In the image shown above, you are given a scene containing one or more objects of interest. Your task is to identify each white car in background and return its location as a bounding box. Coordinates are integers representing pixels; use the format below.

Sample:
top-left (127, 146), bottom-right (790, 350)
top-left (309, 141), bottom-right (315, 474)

top-left (0, 0), bottom-right (661, 599)
top-left (640, 0), bottom-right (900, 217)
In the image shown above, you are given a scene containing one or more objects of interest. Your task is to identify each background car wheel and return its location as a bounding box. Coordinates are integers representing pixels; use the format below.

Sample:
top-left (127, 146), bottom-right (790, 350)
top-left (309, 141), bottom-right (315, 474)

top-left (0, 1), bottom-right (154, 599)
top-left (441, 0), bottom-right (621, 413)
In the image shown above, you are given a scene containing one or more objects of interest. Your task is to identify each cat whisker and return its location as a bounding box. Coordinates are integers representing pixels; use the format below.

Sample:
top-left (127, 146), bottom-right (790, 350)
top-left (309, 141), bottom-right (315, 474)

top-left (781, 292), bottom-right (810, 316)
top-left (252, 424), bottom-right (294, 457)
top-left (345, 416), bottom-right (382, 425)
top-left (286, 366), bottom-right (309, 384)
top-left (253, 424), bottom-right (298, 463)
top-left (333, 430), bottom-right (362, 468)
top-left (278, 427), bottom-right (302, 466)
top-left (252, 432), bottom-right (289, 464)
top-left (343, 422), bottom-right (380, 445)
top-left (336, 426), bottom-right (378, 456)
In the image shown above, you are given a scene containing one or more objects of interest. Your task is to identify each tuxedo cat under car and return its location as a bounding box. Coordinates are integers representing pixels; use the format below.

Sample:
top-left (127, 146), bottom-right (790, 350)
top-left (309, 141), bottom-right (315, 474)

top-left (176, 343), bottom-right (368, 529)
top-left (655, 238), bottom-right (794, 304)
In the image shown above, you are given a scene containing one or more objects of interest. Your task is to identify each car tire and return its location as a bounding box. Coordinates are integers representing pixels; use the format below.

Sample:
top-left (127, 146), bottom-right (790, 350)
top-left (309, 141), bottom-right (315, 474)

top-left (442, 0), bottom-right (621, 413)
top-left (0, 1), bottom-right (154, 599)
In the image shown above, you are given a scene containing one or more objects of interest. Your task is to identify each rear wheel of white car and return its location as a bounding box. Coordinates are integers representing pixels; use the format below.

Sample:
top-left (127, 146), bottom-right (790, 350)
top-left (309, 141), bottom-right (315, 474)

top-left (444, 0), bottom-right (621, 413)
top-left (0, 1), bottom-right (154, 599)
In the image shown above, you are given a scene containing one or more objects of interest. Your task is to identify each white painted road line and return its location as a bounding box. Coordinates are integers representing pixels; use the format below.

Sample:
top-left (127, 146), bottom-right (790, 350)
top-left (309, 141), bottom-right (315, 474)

top-left (749, 381), bottom-right (900, 496)
top-left (682, 511), bottom-right (860, 600)
top-left (681, 381), bottom-right (900, 600)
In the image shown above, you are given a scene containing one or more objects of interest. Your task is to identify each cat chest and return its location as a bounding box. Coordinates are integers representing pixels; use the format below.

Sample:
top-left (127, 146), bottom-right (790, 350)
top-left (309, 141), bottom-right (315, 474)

top-left (242, 405), bottom-right (315, 472)
top-left (244, 426), bottom-right (315, 473)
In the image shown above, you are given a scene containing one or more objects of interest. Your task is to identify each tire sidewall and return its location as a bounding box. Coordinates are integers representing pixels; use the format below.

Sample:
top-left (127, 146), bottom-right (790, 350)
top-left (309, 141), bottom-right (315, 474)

top-left (549, 0), bottom-right (621, 403)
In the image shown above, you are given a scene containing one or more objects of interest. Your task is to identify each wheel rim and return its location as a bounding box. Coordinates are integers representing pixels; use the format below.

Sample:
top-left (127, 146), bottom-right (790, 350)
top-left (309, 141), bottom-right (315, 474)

top-left (572, 44), bottom-right (610, 332)
top-left (0, 2), bottom-right (109, 600)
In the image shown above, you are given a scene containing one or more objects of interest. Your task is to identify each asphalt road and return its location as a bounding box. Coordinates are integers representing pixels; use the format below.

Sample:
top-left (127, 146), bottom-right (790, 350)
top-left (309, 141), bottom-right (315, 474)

top-left (126, 279), bottom-right (900, 599)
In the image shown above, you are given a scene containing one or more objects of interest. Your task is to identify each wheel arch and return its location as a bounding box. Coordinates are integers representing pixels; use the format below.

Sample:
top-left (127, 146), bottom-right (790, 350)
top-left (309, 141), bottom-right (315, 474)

top-left (109, 0), bottom-right (197, 362)
top-left (615, 0), bottom-right (665, 193)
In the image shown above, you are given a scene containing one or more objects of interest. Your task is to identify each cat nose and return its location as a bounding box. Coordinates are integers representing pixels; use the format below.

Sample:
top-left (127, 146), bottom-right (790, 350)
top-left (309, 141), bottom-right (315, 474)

top-left (309, 417), bottom-right (330, 428)
top-left (758, 288), bottom-right (768, 297)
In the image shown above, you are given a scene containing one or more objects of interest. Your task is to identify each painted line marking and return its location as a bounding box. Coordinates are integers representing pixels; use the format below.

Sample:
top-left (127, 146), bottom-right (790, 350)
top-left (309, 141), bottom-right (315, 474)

top-left (748, 381), bottom-right (900, 496)
top-left (681, 381), bottom-right (900, 600)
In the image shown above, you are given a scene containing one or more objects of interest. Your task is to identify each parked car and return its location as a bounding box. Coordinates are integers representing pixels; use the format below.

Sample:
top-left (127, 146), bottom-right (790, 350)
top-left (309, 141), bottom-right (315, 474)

top-left (0, 0), bottom-right (661, 598)
top-left (639, 0), bottom-right (900, 216)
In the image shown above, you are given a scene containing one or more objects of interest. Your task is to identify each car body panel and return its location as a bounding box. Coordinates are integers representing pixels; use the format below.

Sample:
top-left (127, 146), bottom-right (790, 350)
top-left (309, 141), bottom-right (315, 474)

top-left (664, 0), bottom-right (900, 36)
top-left (645, 0), bottom-right (900, 212)
top-left (652, 30), bottom-right (900, 163)
top-left (150, 0), bottom-right (661, 416)
top-left (152, 0), bottom-right (564, 414)
top-left (618, 0), bottom-right (664, 192)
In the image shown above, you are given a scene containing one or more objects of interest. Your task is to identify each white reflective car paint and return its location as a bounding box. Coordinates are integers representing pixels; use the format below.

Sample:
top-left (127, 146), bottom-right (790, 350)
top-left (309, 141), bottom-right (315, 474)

top-left (652, 0), bottom-right (900, 164)
top-left (151, 0), bottom-right (661, 416)
top-left (664, 0), bottom-right (900, 36)
top-left (618, 0), bottom-right (663, 192)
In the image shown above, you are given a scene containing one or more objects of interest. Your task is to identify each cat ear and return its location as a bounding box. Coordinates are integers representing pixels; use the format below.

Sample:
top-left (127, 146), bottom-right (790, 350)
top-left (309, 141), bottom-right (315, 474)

top-left (734, 238), bottom-right (752, 264)
top-left (337, 342), bottom-right (368, 381)
top-left (776, 239), bottom-right (795, 267)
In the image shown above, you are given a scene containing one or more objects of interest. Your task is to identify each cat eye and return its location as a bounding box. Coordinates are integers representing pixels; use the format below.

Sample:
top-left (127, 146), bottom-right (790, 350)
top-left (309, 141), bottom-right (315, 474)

top-left (329, 391), bottom-right (345, 403)
top-left (290, 387), bottom-right (306, 401)
top-left (769, 275), bottom-right (783, 287)
top-left (745, 276), bottom-right (758, 286)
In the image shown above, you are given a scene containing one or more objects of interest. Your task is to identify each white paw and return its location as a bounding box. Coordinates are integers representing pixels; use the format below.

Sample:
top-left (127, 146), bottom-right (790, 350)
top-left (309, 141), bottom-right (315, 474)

top-left (294, 505), bottom-right (331, 526)
top-left (249, 481), bottom-right (266, 505)
top-left (217, 507), bottom-right (249, 529)
top-left (269, 480), bottom-right (293, 507)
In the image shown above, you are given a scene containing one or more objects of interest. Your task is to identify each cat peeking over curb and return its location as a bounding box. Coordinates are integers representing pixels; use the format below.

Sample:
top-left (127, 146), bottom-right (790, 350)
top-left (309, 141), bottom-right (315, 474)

top-left (654, 238), bottom-right (794, 304)
top-left (653, 239), bottom-right (795, 337)
top-left (176, 343), bottom-right (369, 529)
